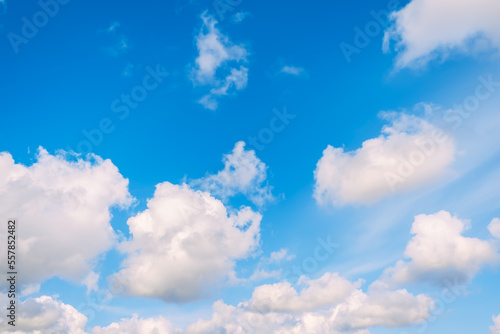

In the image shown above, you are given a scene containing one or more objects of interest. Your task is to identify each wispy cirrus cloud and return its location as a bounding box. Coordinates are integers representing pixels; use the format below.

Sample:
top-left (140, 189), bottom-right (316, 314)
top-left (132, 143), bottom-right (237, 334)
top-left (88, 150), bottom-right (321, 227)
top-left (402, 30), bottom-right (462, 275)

top-left (190, 12), bottom-right (249, 110)
top-left (122, 62), bottom-right (134, 77)
top-left (280, 65), bottom-right (306, 76)
top-left (0, 0), bottom-right (7, 15)
top-left (232, 11), bottom-right (251, 23)
top-left (100, 21), bottom-right (130, 57)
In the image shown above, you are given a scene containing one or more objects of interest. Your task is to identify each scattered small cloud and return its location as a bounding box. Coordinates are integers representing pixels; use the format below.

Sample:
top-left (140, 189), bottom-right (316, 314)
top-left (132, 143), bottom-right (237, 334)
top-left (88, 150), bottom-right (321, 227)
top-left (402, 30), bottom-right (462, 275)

top-left (122, 63), bottom-right (134, 77)
top-left (190, 141), bottom-right (275, 207)
top-left (106, 21), bottom-right (120, 34)
top-left (232, 11), bottom-right (251, 23)
top-left (268, 248), bottom-right (295, 263)
top-left (280, 65), bottom-right (306, 76)
top-left (100, 21), bottom-right (130, 57)
top-left (190, 11), bottom-right (249, 110)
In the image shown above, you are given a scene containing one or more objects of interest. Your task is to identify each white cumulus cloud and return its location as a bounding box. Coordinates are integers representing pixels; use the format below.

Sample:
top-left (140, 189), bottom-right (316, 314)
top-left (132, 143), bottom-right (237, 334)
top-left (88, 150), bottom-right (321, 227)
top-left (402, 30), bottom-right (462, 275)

top-left (248, 272), bottom-right (362, 313)
top-left (314, 112), bottom-right (455, 206)
top-left (0, 294), bottom-right (87, 334)
top-left (382, 211), bottom-right (499, 286)
top-left (384, 0), bottom-right (500, 68)
top-left (92, 314), bottom-right (178, 334)
top-left (186, 277), bottom-right (432, 333)
top-left (190, 141), bottom-right (274, 207)
top-left (111, 181), bottom-right (261, 302)
top-left (0, 148), bottom-right (132, 289)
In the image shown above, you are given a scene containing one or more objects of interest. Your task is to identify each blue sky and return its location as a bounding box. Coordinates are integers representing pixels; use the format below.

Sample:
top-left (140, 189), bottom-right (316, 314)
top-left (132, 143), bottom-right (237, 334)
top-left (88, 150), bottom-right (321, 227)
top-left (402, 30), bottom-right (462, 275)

top-left (1, 0), bottom-right (500, 333)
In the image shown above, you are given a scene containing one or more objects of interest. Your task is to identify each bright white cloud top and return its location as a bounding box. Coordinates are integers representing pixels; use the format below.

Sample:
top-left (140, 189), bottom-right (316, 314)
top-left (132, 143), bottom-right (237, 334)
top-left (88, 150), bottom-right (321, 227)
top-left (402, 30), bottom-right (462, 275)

top-left (95, 274), bottom-right (432, 334)
top-left (314, 112), bottom-right (455, 206)
top-left (248, 272), bottom-right (362, 313)
top-left (0, 294), bottom-right (87, 334)
top-left (111, 182), bottom-right (262, 302)
top-left (384, 0), bottom-right (500, 68)
top-left (0, 148), bottom-right (132, 290)
top-left (382, 211), bottom-right (499, 286)
top-left (191, 141), bottom-right (274, 206)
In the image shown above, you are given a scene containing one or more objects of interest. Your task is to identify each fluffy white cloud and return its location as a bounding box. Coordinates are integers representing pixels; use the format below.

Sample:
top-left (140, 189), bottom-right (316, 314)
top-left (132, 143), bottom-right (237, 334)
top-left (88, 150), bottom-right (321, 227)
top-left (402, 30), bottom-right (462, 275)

top-left (248, 273), bottom-right (362, 312)
top-left (314, 113), bottom-right (455, 206)
top-left (268, 248), bottom-right (295, 264)
top-left (327, 286), bottom-right (433, 331)
top-left (0, 148), bottom-right (131, 288)
top-left (488, 218), bottom-right (500, 239)
top-left (1, 275), bottom-right (432, 334)
top-left (384, 0), bottom-right (500, 68)
top-left (111, 181), bottom-right (261, 302)
top-left (191, 12), bottom-right (248, 110)
top-left (190, 141), bottom-right (274, 206)
top-left (0, 295), bottom-right (87, 334)
top-left (383, 211), bottom-right (499, 285)
top-left (491, 314), bottom-right (500, 334)
top-left (92, 314), bottom-right (177, 334)
top-left (186, 277), bottom-right (432, 334)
